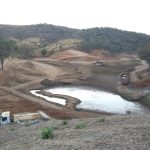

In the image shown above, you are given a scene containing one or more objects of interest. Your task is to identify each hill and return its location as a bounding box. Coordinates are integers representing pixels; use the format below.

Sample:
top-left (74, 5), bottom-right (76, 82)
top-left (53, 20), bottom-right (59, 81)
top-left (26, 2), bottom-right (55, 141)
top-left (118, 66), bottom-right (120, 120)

top-left (80, 28), bottom-right (150, 54)
top-left (0, 24), bottom-right (150, 56)
top-left (0, 24), bottom-right (79, 42)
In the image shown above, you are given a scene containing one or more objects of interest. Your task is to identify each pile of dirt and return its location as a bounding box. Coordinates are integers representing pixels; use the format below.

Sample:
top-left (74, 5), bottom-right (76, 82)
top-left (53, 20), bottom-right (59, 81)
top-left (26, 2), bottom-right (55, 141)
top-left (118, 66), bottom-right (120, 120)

top-left (50, 49), bottom-right (126, 62)
top-left (50, 49), bottom-right (88, 60)
top-left (50, 49), bottom-right (113, 62)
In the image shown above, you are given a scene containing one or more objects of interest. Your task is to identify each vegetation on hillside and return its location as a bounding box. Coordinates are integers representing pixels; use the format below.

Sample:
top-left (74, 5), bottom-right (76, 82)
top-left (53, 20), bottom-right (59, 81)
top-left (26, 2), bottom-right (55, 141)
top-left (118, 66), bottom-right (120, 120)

top-left (41, 49), bottom-right (47, 57)
top-left (138, 45), bottom-right (150, 63)
top-left (79, 28), bottom-right (150, 53)
top-left (16, 44), bottom-right (34, 59)
top-left (0, 24), bottom-right (150, 57)
top-left (0, 24), bottom-right (79, 43)
top-left (0, 40), bottom-right (17, 70)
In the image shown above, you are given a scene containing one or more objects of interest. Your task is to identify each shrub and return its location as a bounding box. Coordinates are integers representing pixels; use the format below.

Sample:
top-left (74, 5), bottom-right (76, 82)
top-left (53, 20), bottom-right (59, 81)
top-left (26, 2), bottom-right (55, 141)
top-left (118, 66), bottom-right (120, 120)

top-left (41, 127), bottom-right (54, 139)
top-left (41, 49), bottom-right (47, 56)
top-left (75, 122), bottom-right (87, 129)
top-left (62, 120), bottom-right (68, 125)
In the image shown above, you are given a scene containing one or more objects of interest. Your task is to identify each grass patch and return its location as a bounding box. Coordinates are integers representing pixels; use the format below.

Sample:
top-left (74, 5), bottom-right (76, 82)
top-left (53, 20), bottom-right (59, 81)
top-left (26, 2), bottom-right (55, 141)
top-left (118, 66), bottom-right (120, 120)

top-left (41, 127), bottom-right (54, 139)
top-left (75, 122), bottom-right (87, 129)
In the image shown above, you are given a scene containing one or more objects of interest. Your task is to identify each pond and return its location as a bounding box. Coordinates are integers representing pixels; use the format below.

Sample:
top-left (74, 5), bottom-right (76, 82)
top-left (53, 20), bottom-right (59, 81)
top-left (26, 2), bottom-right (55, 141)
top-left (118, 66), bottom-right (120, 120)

top-left (31, 86), bottom-right (150, 114)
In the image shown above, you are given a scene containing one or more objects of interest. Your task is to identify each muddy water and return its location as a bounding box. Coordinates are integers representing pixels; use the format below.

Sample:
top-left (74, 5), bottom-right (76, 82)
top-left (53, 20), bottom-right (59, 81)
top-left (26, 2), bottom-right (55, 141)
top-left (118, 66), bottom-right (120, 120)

top-left (31, 86), bottom-right (150, 114)
top-left (46, 86), bottom-right (150, 114)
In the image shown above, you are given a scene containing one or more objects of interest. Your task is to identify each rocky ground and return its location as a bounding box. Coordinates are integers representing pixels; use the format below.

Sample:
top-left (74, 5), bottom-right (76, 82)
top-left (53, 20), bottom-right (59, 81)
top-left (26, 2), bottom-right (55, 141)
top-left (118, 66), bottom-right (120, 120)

top-left (1, 114), bottom-right (150, 150)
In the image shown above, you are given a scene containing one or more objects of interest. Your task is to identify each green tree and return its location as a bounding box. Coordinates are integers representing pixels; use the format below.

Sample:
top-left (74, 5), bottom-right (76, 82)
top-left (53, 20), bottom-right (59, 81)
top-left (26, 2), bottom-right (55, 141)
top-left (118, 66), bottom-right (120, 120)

top-left (0, 40), bottom-right (16, 70)
top-left (41, 49), bottom-right (47, 56)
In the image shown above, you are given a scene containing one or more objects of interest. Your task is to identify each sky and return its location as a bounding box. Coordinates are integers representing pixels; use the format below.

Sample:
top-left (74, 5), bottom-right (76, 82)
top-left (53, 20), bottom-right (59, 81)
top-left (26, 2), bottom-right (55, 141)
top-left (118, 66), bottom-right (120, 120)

top-left (0, 0), bottom-right (150, 34)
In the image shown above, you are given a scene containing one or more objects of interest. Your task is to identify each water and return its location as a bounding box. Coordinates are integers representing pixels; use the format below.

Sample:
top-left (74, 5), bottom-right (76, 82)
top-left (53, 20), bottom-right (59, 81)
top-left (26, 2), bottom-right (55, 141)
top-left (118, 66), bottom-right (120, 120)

top-left (46, 86), bottom-right (150, 114)
top-left (31, 86), bottom-right (150, 114)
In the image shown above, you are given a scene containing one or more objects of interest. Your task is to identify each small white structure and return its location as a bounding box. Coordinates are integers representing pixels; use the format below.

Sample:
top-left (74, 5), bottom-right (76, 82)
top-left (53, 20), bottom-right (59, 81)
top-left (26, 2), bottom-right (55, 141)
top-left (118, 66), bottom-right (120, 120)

top-left (0, 112), bottom-right (11, 125)
top-left (13, 112), bottom-right (41, 122)
top-left (0, 111), bottom-right (50, 125)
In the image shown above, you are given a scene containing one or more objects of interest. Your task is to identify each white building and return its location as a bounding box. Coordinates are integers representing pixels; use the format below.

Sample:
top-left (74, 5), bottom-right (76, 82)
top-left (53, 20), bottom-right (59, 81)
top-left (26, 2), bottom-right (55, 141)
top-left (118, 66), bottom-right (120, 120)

top-left (0, 112), bottom-right (11, 125)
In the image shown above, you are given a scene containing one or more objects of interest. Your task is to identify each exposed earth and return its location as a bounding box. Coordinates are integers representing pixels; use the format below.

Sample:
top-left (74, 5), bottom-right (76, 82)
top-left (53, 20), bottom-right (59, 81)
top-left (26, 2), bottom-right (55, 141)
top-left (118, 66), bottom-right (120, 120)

top-left (0, 50), bottom-right (142, 118)
top-left (0, 49), bottom-right (150, 150)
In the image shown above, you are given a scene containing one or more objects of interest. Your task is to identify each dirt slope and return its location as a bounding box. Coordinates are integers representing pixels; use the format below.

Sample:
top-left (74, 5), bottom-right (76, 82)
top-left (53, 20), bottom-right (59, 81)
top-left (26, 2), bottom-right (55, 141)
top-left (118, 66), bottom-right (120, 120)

top-left (50, 49), bottom-right (108, 61)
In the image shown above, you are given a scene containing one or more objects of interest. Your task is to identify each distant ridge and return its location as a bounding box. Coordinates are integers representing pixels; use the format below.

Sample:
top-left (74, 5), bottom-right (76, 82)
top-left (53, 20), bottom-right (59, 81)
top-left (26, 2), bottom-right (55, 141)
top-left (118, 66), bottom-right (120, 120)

top-left (0, 24), bottom-right (150, 54)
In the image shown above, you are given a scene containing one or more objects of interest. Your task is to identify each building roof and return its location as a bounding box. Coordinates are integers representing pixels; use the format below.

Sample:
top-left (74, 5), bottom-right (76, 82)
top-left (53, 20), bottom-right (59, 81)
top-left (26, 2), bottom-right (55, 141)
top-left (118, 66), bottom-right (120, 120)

top-left (1, 111), bottom-right (10, 117)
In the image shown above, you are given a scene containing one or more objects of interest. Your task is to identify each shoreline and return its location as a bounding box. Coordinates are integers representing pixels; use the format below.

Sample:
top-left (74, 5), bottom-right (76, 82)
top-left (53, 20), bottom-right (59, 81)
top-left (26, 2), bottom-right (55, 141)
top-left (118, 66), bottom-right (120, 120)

top-left (27, 79), bottom-right (150, 116)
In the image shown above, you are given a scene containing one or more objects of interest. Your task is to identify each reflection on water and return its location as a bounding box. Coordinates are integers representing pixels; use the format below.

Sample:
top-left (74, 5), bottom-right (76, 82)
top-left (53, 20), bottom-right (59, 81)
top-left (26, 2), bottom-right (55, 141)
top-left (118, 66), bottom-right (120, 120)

top-left (45, 86), bottom-right (150, 114)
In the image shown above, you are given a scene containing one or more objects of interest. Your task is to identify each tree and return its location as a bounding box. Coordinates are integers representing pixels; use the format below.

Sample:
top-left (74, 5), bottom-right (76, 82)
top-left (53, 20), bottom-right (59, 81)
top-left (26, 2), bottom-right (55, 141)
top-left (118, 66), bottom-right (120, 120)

top-left (138, 45), bottom-right (150, 63)
top-left (41, 49), bottom-right (47, 56)
top-left (0, 40), bottom-right (16, 70)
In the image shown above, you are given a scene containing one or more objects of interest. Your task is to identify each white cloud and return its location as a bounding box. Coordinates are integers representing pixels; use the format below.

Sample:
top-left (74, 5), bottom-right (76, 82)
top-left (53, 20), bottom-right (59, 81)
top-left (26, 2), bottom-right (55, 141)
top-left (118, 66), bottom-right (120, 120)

top-left (0, 0), bottom-right (150, 34)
